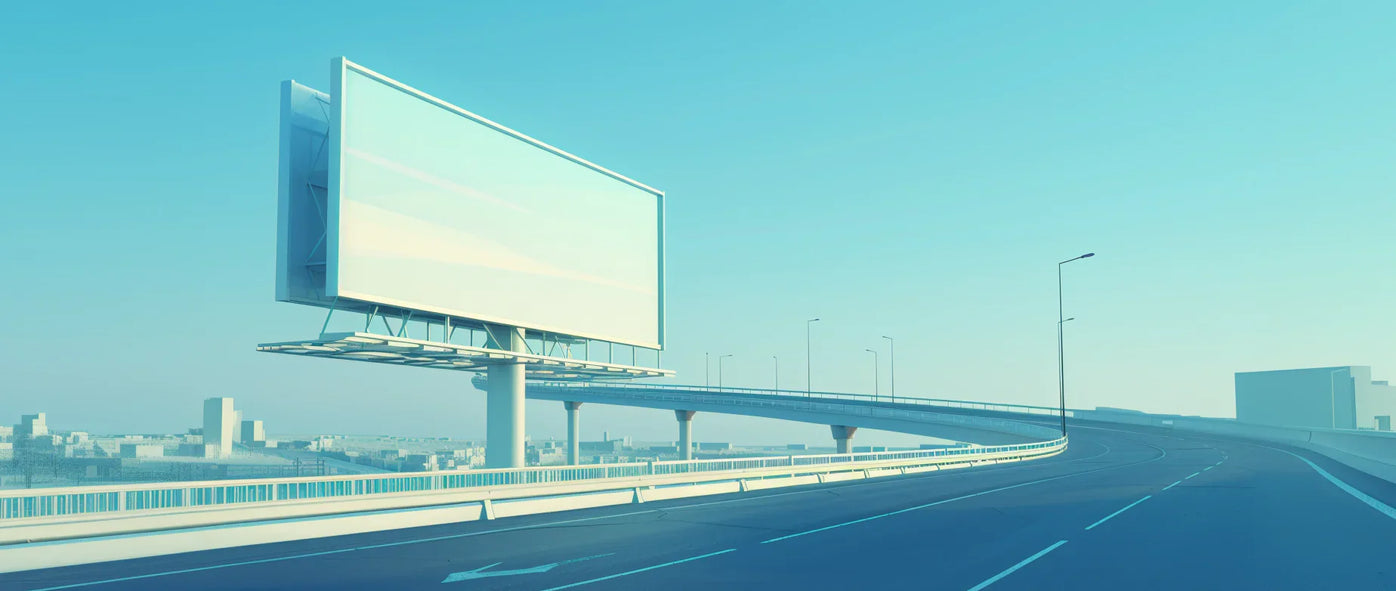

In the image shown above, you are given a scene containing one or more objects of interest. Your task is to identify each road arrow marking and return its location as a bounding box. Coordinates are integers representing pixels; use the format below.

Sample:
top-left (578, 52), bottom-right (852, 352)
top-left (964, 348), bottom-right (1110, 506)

top-left (442, 553), bottom-right (614, 584)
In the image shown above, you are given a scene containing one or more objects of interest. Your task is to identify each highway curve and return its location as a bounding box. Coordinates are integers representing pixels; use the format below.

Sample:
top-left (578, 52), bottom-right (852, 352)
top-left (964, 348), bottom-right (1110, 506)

top-left (7, 421), bottom-right (1396, 590)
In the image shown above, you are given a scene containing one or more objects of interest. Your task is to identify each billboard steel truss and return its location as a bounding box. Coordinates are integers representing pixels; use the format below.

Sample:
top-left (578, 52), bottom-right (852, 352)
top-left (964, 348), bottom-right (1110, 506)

top-left (259, 331), bottom-right (671, 381)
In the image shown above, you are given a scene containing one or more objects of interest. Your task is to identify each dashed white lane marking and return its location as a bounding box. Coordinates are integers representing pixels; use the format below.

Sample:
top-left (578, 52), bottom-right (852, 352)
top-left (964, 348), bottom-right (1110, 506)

top-left (1162, 480), bottom-right (1182, 491)
top-left (762, 447), bottom-right (1164, 545)
top-left (966, 540), bottom-right (1069, 591)
top-left (538, 548), bottom-right (736, 590)
top-left (1085, 495), bottom-right (1152, 531)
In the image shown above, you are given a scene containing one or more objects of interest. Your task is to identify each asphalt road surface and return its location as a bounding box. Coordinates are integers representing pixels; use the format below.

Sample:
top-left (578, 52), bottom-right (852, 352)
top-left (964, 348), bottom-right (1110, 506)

top-left (7, 422), bottom-right (1396, 590)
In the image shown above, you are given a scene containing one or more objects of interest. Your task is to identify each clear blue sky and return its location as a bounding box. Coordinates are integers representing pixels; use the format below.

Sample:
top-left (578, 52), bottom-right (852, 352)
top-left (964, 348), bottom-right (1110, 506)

top-left (2, 1), bottom-right (1392, 445)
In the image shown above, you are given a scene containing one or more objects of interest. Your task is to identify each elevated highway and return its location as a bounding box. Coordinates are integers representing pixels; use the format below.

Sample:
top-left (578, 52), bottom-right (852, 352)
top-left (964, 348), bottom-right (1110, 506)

top-left (9, 419), bottom-right (1396, 590)
top-left (9, 385), bottom-right (1396, 589)
top-left (507, 380), bottom-right (1064, 448)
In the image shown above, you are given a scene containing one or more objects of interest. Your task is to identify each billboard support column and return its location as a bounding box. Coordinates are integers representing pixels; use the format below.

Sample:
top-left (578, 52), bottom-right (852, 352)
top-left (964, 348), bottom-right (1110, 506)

top-left (485, 325), bottom-right (527, 469)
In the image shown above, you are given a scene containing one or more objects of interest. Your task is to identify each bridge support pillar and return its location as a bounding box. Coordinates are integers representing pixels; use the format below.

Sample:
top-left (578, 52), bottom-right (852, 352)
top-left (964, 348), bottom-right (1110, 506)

top-left (485, 326), bottom-right (527, 469)
top-left (831, 425), bottom-right (857, 454)
top-left (564, 401), bottom-right (582, 465)
top-left (676, 410), bottom-right (696, 460)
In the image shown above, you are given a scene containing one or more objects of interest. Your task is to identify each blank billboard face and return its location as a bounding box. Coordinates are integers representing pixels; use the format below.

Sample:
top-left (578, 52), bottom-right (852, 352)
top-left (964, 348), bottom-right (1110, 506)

top-left (327, 59), bottom-right (663, 349)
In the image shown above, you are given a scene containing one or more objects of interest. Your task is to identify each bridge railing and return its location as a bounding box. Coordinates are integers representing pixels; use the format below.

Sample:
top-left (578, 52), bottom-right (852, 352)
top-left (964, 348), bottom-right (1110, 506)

top-left (649, 440), bottom-right (1059, 475)
top-left (533, 381), bottom-right (1074, 418)
top-left (0, 438), bottom-right (1064, 523)
top-left (529, 383), bottom-right (1063, 440)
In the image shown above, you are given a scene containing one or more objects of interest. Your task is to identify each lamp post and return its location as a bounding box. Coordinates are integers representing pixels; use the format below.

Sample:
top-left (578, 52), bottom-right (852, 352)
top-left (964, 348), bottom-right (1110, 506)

top-left (1058, 317), bottom-right (1074, 359)
top-left (718, 354), bottom-right (733, 389)
top-left (705, 352), bottom-right (710, 390)
top-left (772, 355), bottom-right (779, 392)
top-left (806, 318), bottom-right (821, 397)
top-left (882, 335), bottom-right (895, 401)
top-left (865, 348), bottom-right (879, 399)
top-left (1058, 252), bottom-right (1094, 437)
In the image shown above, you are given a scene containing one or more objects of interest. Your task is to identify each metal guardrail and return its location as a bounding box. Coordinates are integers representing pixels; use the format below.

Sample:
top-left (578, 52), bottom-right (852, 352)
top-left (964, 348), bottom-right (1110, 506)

top-left (0, 438), bottom-right (1065, 522)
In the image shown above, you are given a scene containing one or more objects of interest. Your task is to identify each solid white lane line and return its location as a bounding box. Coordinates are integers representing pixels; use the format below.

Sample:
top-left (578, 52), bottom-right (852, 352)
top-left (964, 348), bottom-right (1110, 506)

top-left (763, 445), bottom-right (1169, 544)
top-left (759, 473), bottom-right (1078, 543)
top-left (1162, 480), bottom-right (1182, 491)
top-left (537, 548), bottom-right (736, 590)
top-left (1085, 495), bottom-right (1151, 530)
top-left (1271, 447), bottom-right (1396, 522)
top-left (966, 540), bottom-right (1068, 591)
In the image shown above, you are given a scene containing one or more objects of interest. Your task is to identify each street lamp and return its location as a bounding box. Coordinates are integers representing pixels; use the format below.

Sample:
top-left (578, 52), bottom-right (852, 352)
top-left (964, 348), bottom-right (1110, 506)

top-left (1057, 319), bottom-right (1075, 383)
top-left (705, 352), bottom-right (710, 390)
top-left (772, 355), bottom-right (779, 392)
top-left (865, 348), bottom-right (879, 399)
top-left (806, 318), bottom-right (821, 397)
top-left (718, 354), bottom-right (733, 389)
top-left (1058, 252), bottom-right (1094, 437)
top-left (882, 335), bottom-right (895, 401)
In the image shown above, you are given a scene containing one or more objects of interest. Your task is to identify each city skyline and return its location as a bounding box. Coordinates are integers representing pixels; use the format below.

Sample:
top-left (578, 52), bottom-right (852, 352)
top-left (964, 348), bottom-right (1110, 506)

top-left (2, 2), bottom-right (1394, 443)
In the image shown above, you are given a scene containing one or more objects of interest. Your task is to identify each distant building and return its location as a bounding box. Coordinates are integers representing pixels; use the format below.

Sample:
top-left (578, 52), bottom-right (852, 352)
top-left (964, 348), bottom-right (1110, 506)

top-left (403, 453), bottom-right (437, 472)
top-left (1235, 366), bottom-right (1396, 430)
top-left (178, 442), bottom-right (217, 458)
top-left (16, 413), bottom-right (48, 438)
top-left (241, 420), bottom-right (265, 444)
top-left (119, 443), bottom-right (164, 459)
top-left (581, 436), bottom-right (631, 454)
top-left (786, 443), bottom-right (807, 451)
top-left (598, 432), bottom-right (632, 448)
top-left (698, 442), bottom-right (731, 451)
top-left (203, 397), bottom-right (237, 458)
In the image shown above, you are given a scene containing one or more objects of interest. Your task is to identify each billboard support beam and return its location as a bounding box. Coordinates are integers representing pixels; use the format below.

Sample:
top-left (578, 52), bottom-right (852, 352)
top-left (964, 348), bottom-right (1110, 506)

top-left (319, 297), bottom-right (338, 337)
top-left (485, 324), bottom-right (527, 469)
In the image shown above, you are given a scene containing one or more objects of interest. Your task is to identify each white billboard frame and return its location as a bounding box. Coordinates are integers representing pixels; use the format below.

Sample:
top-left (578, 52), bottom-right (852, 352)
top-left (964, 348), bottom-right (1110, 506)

top-left (324, 57), bottom-right (666, 350)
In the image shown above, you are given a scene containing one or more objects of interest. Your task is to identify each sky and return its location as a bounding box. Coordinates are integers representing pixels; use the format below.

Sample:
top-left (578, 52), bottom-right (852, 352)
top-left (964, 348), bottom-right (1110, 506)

top-left (1, 1), bottom-right (1393, 446)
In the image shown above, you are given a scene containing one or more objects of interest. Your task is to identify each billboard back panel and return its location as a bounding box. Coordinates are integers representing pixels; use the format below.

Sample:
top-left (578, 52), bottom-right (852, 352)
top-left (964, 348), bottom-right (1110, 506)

top-left (327, 60), bottom-right (663, 349)
top-left (276, 80), bottom-right (332, 307)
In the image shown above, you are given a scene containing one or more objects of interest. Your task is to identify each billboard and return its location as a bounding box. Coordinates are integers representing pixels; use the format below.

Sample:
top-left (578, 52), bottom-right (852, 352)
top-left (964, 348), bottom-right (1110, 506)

top-left (278, 58), bottom-right (665, 349)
